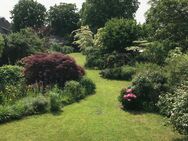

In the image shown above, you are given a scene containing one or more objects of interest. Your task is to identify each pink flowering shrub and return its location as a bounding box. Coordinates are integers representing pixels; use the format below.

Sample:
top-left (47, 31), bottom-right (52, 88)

top-left (119, 87), bottom-right (140, 110)
top-left (119, 70), bottom-right (169, 111)
top-left (123, 93), bottom-right (137, 101)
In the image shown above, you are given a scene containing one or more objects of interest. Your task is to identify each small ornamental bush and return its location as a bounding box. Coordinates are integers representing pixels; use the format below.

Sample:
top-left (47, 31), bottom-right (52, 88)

top-left (85, 48), bottom-right (104, 69)
top-left (0, 65), bottom-right (23, 87)
top-left (0, 65), bottom-right (26, 104)
top-left (62, 81), bottom-right (85, 103)
top-left (49, 43), bottom-right (74, 54)
top-left (50, 93), bottom-right (61, 112)
top-left (48, 86), bottom-right (62, 112)
top-left (21, 53), bottom-right (85, 87)
top-left (80, 77), bottom-right (96, 95)
top-left (61, 46), bottom-right (74, 54)
top-left (31, 96), bottom-right (49, 113)
top-left (101, 66), bottom-right (136, 80)
top-left (119, 87), bottom-right (139, 110)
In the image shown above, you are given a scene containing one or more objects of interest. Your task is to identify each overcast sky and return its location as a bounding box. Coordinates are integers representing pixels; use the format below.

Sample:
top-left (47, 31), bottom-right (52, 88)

top-left (0, 0), bottom-right (150, 24)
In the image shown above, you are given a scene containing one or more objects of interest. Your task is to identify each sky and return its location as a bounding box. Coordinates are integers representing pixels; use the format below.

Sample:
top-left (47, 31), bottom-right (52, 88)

top-left (0, 0), bottom-right (150, 24)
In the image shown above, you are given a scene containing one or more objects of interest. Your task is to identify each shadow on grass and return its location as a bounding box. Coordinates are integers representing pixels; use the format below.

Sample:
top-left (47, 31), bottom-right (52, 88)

top-left (51, 110), bottom-right (63, 116)
top-left (120, 105), bottom-right (155, 115)
top-left (173, 136), bottom-right (188, 141)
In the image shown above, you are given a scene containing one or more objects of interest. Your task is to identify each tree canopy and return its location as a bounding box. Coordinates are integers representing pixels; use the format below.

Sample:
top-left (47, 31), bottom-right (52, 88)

top-left (11, 0), bottom-right (46, 32)
top-left (80, 0), bottom-right (139, 32)
top-left (94, 19), bottom-right (139, 53)
top-left (146, 0), bottom-right (188, 50)
top-left (48, 3), bottom-right (80, 37)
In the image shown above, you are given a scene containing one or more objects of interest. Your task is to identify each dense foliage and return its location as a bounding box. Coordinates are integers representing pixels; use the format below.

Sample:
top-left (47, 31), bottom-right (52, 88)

top-left (62, 81), bottom-right (85, 102)
top-left (48, 3), bottom-right (80, 37)
top-left (119, 68), bottom-right (169, 112)
top-left (140, 41), bottom-right (172, 65)
top-left (81, 0), bottom-right (139, 32)
top-left (95, 19), bottom-right (139, 52)
top-left (11, 0), bottom-right (46, 32)
top-left (158, 81), bottom-right (188, 134)
top-left (79, 77), bottom-right (96, 95)
top-left (0, 34), bottom-right (4, 57)
top-left (48, 43), bottom-right (74, 54)
top-left (0, 65), bottom-right (23, 87)
top-left (146, 0), bottom-right (188, 50)
top-left (0, 96), bottom-right (50, 123)
top-left (85, 19), bottom-right (140, 69)
top-left (165, 49), bottom-right (188, 87)
top-left (1, 28), bottom-right (44, 65)
top-left (0, 65), bottom-right (26, 104)
top-left (85, 49), bottom-right (132, 69)
top-left (22, 53), bottom-right (85, 87)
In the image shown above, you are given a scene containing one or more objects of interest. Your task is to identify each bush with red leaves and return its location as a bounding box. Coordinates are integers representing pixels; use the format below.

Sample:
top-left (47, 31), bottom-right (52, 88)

top-left (21, 53), bottom-right (85, 87)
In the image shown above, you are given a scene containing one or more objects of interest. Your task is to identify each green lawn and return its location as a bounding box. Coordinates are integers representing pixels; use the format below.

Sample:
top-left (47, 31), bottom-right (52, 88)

top-left (0, 53), bottom-right (186, 141)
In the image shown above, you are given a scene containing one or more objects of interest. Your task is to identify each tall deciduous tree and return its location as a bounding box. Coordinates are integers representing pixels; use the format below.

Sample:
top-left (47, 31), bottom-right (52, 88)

top-left (146, 0), bottom-right (188, 50)
top-left (48, 3), bottom-right (80, 37)
top-left (80, 0), bottom-right (139, 32)
top-left (11, 0), bottom-right (46, 32)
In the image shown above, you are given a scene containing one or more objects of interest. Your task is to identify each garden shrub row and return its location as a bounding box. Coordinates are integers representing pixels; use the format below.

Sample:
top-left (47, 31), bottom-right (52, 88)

top-left (0, 52), bottom-right (96, 123)
top-left (119, 50), bottom-right (188, 134)
top-left (0, 77), bottom-right (96, 123)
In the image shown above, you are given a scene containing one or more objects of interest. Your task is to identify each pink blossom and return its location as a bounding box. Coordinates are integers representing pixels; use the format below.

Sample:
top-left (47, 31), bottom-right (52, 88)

top-left (123, 93), bottom-right (137, 101)
top-left (126, 89), bottom-right (133, 94)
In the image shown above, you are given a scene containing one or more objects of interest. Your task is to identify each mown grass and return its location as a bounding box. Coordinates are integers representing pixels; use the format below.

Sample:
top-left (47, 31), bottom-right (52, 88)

top-left (0, 53), bottom-right (186, 141)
